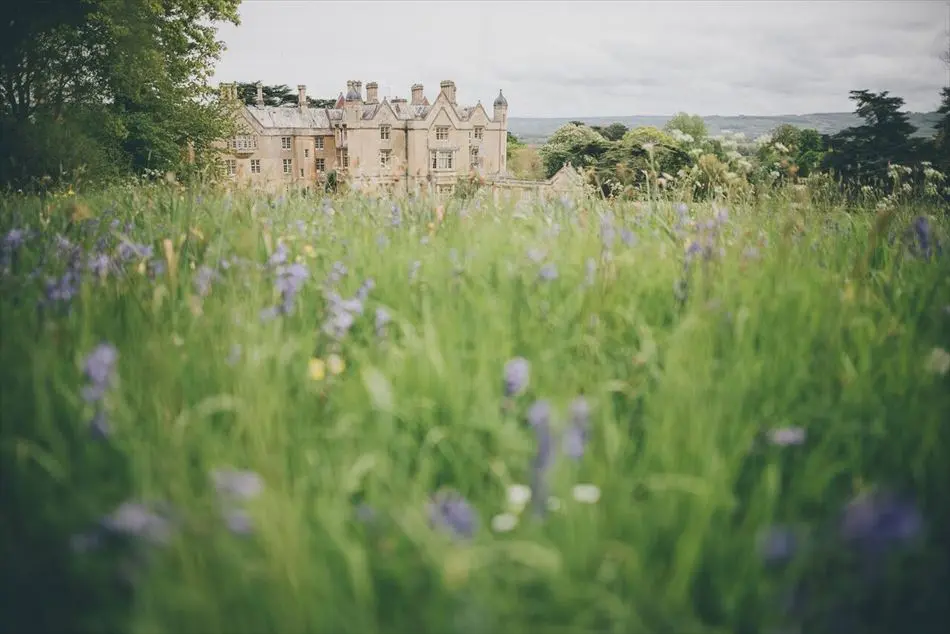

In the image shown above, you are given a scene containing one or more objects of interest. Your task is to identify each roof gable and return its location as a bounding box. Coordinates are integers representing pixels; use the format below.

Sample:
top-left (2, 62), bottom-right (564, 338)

top-left (372, 100), bottom-right (398, 123)
top-left (424, 93), bottom-right (462, 127)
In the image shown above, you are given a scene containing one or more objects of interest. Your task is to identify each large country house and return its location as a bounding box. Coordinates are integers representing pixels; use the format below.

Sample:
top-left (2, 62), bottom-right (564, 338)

top-left (216, 79), bottom-right (510, 195)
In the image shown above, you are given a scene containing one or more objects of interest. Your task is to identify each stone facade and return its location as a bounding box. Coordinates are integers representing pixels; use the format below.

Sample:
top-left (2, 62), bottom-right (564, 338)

top-left (216, 80), bottom-right (511, 196)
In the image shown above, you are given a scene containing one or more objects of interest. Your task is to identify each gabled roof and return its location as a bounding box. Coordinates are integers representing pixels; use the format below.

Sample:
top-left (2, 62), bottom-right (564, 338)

top-left (246, 105), bottom-right (331, 130)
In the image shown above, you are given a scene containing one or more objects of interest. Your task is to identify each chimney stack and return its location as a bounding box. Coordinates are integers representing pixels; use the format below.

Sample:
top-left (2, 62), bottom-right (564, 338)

top-left (354, 81), bottom-right (363, 101)
top-left (411, 83), bottom-right (424, 105)
top-left (298, 84), bottom-right (307, 108)
top-left (440, 80), bottom-right (456, 105)
top-left (255, 81), bottom-right (264, 107)
top-left (366, 81), bottom-right (378, 104)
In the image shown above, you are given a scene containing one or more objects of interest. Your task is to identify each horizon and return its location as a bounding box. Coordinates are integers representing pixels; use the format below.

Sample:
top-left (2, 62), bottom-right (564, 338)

top-left (211, 1), bottom-right (948, 118)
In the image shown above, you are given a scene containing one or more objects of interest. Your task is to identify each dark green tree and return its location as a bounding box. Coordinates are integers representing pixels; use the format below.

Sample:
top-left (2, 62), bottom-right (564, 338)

top-left (933, 87), bottom-right (950, 174)
top-left (822, 90), bottom-right (918, 188)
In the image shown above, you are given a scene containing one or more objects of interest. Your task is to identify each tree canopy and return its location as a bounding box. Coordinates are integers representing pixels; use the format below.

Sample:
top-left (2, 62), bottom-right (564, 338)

top-left (0, 0), bottom-right (241, 191)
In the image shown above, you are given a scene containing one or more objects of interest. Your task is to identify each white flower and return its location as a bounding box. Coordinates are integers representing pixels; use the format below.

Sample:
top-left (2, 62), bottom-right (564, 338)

top-left (507, 484), bottom-right (532, 511)
top-left (572, 484), bottom-right (601, 504)
top-left (926, 348), bottom-right (950, 376)
top-left (491, 513), bottom-right (519, 533)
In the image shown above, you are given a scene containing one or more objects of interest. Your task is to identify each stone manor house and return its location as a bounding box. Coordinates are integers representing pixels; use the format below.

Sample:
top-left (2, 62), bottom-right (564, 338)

top-left (216, 79), bottom-right (584, 198)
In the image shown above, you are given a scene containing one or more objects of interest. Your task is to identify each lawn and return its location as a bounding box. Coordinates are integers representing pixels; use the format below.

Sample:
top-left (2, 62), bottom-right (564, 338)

top-left (1, 184), bottom-right (948, 634)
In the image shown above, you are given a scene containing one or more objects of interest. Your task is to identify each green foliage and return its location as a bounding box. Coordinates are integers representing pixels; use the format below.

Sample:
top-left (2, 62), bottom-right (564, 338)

top-left (537, 123), bottom-right (610, 178)
top-left (664, 112), bottom-right (708, 141)
top-left (823, 90), bottom-right (920, 189)
top-left (0, 0), bottom-right (241, 192)
top-left (933, 87), bottom-right (950, 175)
top-left (234, 82), bottom-right (335, 109)
top-left (591, 122), bottom-right (628, 141)
top-left (506, 131), bottom-right (524, 161)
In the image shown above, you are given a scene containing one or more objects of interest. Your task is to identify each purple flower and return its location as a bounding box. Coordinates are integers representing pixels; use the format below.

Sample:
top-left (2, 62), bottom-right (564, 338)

top-left (375, 307), bottom-right (391, 337)
top-left (83, 343), bottom-right (118, 394)
top-left (538, 263), bottom-right (558, 282)
top-left (767, 427), bottom-right (806, 446)
top-left (527, 400), bottom-right (554, 472)
top-left (211, 469), bottom-right (264, 502)
top-left (503, 357), bottom-right (530, 397)
top-left (839, 490), bottom-right (923, 553)
top-left (620, 228), bottom-right (637, 247)
top-left (427, 489), bottom-right (478, 540)
top-left (563, 396), bottom-right (590, 460)
top-left (585, 258), bottom-right (597, 287)
top-left (409, 260), bottom-right (422, 282)
top-left (757, 525), bottom-right (798, 564)
top-left (222, 507), bottom-right (254, 536)
top-left (194, 265), bottom-right (217, 297)
top-left (99, 501), bottom-right (174, 545)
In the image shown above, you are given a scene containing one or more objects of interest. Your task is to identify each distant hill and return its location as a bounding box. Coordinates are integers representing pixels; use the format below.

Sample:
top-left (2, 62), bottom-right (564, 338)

top-left (508, 112), bottom-right (941, 145)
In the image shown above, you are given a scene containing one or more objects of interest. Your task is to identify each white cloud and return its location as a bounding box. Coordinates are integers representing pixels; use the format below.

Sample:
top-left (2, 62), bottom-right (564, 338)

top-left (211, 0), bottom-right (949, 117)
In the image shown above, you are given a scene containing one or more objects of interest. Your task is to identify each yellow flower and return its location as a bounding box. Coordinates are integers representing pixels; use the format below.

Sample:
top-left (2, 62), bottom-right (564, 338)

top-left (327, 354), bottom-right (345, 375)
top-left (303, 245), bottom-right (316, 258)
top-left (308, 358), bottom-right (326, 381)
top-left (191, 227), bottom-right (205, 241)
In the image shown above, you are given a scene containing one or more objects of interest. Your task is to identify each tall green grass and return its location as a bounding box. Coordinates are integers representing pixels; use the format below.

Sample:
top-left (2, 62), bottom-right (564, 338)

top-left (1, 185), bottom-right (948, 634)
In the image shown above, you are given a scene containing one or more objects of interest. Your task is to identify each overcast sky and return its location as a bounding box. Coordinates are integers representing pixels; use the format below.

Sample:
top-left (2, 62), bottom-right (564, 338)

top-left (211, 0), bottom-right (948, 118)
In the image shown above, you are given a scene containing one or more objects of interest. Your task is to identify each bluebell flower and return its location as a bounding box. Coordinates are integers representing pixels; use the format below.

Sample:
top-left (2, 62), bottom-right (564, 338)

top-left (756, 525), bottom-right (798, 564)
top-left (82, 343), bottom-right (119, 402)
top-left (538, 263), bottom-right (558, 282)
top-left (839, 490), bottom-right (923, 553)
top-left (503, 357), bottom-right (530, 397)
top-left (99, 501), bottom-right (174, 545)
top-left (211, 469), bottom-right (264, 502)
top-left (375, 307), bottom-right (391, 337)
top-left (427, 489), bottom-right (478, 540)
top-left (527, 400), bottom-right (554, 517)
top-left (563, 396), bottom-right (590, 460)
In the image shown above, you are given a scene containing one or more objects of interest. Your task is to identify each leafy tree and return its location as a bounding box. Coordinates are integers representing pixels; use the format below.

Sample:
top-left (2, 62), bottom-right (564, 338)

top-left (933, 87), bottom-right (950, 174)
top-left (594, 126), bottom-right (691, 194)
top-left (537, 123), bottom-right (609, 178)
top-left (234, 82), bottom-right (335, 108)
top-left (0, 0), bottom-right (241, 190)
top-left (591, 122), bottom-right (628, 142)
top-left (822, 90), bottom-right (918, 188)
top-left (664, 112), bottom-right (707, 141)
top-left (506, 131), bottom-right (525, 161)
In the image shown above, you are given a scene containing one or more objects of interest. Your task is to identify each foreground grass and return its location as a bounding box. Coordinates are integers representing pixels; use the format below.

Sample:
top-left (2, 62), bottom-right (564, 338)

top-left (1, 185), bottom-right (949, 634)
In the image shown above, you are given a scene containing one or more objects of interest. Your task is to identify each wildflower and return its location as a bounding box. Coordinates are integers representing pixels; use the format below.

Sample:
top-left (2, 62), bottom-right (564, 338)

top-left (503, 357), bottom-right (530, 397)
top-left (563, 396), bottom-right (590, 460)
top-left (490, 513), bottom-right (518, 533)
top-left (538, 263), bottom-right (558, 282)
top-left (211, 469), bottom-right (263, 502)
top-left (756, 525), bottom-right (798, 564)
top-left (507, 484), bottom-right (532, 512)
top-left (527, 400), bottom-right (554, 516)
top-left (222, 508), bottom-right (254, 536)
top-left (767, 427), bottom-right (806, 446)
top-left (375, 307), bottom-right (391, 337)
top-left (194, 265), bottom-right (217, 298)
top-left (527, 248), bottom-right (546, 263)
top-left (926, 347), bottom-right (950, 375)
top-left (839, 490), bottom-right (922, 553)
top-left (620, 228), bottom-right (637, 247)
top-left (226, 344), bottom-right (242, 366)
top-left (427, 489), bottom-right (478, 541)
top-left (81, 343), bottom-right (119, 404)
top-left (327, 354), bottom-right (346, 375)
top-left (308, 357), bottom-right (326, 381)
top-left (99, 501), bottom-right (174, 545)
top-left (409, 260), bottom-right (422, 282)
top-left (572, 484), bottom-right (601, 504)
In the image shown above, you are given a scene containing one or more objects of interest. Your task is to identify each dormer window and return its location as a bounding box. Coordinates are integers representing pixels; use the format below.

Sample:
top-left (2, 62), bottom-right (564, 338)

top-left (435, 126), bottom-right (449, 141)
top-left (474, 126), bottom-right (484, 140)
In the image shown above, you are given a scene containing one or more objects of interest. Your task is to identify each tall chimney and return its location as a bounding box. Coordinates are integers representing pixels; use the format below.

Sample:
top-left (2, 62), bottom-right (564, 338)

top-left (440, 80), bottom-right (456, 105)
top-left (366, 81), bottom-right (378, 104)
top-left (255, 81), bottom-right (264, 107)
top-left (298, 84), bottom-right (307, 108)
top-left (354, 81), bottom-right (363, 101)
top-left (411, 83), bottom-right (424, 105)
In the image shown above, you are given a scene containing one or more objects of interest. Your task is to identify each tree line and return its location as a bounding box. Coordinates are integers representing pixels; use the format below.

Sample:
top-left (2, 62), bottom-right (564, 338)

top-left (539, 88), bottom-right (950, 201)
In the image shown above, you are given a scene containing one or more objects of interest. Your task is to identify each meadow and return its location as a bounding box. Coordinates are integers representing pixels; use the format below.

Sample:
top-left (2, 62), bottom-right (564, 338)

top-left (1, 182), bottom-right (949, 634)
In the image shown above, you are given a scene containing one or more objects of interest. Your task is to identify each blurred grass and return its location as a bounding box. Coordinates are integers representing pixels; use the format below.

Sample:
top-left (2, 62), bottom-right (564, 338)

top-left (1, 184), bottom-right (949, 634)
